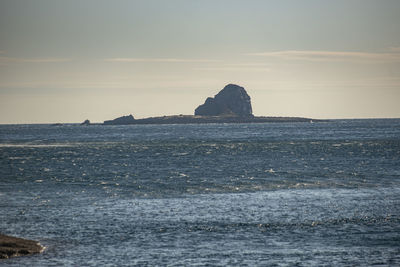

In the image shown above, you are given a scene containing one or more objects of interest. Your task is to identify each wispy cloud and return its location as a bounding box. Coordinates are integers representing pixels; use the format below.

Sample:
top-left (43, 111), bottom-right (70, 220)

top-left (196, 63), bottom-right (271, 72)
top-left (105, 58), bottom-right (220, 63)
top-left (246, 50), bottom-right (400, 62)
top-left (0, 56), bottom-right (71, 64)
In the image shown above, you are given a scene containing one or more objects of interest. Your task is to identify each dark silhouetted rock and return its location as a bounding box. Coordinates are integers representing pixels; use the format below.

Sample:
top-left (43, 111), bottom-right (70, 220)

top-left (101, 83), bottom-right (322, 125)
top-left (120, 115), bottom-right (316, 124)
top-left (80, 119), bottom-right (90, 126)
top-left (0, 234), bottom-right (44, 259)
top-left (195, 84), bottom-right (253, 117)
top-left (104, 115), bottom-right (135, 125)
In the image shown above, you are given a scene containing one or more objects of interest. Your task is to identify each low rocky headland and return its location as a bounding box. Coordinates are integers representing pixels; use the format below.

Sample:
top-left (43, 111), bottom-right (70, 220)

top-left (104, 114), bottom-right (316, 125)
top-left (0, 234), bottom-right (44, 259)
top-left (102, 84), bottom-right (323, 125)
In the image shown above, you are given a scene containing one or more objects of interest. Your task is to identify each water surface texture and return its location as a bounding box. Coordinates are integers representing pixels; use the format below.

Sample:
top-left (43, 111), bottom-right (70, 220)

top-left (1, 120), bottom-right (399, 266)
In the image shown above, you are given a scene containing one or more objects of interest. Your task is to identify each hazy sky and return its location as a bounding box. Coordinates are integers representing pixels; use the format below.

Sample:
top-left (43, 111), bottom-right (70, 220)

top-left (1, 0), bottom-right (400, 123)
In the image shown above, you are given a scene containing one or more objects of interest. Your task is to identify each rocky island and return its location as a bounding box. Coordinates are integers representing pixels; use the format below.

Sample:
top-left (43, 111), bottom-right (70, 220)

top-left (195, 84), bottom-right (253, 117)
top-left (0, 234), bottom-right (44, 259)
top-left (102, 84), bottom-right (320, 125)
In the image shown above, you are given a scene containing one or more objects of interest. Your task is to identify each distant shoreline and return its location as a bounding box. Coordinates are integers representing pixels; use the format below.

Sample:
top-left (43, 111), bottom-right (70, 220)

top-left (3, 117), bottom-right (400, 126)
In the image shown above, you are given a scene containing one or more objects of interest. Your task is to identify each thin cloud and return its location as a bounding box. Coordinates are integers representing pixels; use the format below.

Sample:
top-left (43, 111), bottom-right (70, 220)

top-left (0, 56), bottom-right (71, 64)
top-left (246, 50), bottom-right (400, 62)
top-left (196, 65), bottom-right (271, 72)
top-left (105, 58), bottom-right (221, 63)
top-left (221, 63), bottom-right (272, 67)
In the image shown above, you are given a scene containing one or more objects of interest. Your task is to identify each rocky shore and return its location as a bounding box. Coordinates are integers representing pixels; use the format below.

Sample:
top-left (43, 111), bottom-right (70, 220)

top-left (0, 234), bottom-right (44, 259)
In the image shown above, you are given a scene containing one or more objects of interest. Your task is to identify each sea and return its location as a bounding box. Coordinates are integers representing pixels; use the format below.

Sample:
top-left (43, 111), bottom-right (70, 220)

top-left (0, 119), bottom-right (399, 266)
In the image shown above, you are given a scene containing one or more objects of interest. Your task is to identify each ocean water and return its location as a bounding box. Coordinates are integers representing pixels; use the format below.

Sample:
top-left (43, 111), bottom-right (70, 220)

top-left (0, 119), bottom-right (399, 266)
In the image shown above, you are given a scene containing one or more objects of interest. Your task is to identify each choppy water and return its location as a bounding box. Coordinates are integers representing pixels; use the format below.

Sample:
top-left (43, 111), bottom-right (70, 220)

top-left (1, 119), bottom-right (399, 266)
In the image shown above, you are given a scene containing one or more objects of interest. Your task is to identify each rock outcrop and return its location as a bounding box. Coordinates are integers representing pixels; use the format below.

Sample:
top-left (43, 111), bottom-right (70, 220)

top-left (101, 83), bottom-right (321, 125)
top-left (0, 234), bottom-right (44, 259)
top-left (80, 119), bottom-right (90, 126)
top-left (104, 114), bottom-right (135, 125)
top-left (195, 84), bottom-right (253, 117)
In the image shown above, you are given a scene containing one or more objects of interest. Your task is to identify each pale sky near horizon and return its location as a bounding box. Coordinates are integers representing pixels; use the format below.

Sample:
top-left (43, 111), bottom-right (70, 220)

top-left (1, 0), bottom-right (400, 123)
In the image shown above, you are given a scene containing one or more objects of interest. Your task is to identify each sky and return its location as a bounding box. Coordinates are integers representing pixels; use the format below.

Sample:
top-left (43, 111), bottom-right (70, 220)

top-left (1, 0), bottom-right (400, 123)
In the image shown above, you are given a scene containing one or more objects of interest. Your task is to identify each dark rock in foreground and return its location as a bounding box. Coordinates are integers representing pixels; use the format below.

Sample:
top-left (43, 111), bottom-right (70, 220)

top-left (195, 84), bottom-right (253, 117)
top-left (104, 114), bottom-right (135, 125)
top-left (0, 234), bottom-right (44, 259)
